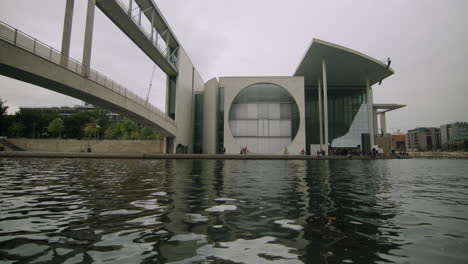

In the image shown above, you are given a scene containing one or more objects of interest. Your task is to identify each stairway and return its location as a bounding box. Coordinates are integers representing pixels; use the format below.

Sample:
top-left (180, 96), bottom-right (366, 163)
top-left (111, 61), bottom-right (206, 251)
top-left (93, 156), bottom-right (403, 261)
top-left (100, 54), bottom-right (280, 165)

top-left (0, 139), bottom-right (24, 151)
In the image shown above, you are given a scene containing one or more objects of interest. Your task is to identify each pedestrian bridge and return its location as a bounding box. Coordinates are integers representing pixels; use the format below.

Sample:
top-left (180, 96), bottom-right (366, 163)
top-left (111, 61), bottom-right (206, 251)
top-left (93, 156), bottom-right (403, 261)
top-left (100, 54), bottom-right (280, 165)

top-left (0, 20), bottom-right (177, 137)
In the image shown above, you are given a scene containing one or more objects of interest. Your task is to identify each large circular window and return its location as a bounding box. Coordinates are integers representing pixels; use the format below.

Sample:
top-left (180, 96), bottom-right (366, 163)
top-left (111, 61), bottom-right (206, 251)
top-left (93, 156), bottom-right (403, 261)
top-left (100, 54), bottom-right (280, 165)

top-left (229, 83), bottom-right (299, 154)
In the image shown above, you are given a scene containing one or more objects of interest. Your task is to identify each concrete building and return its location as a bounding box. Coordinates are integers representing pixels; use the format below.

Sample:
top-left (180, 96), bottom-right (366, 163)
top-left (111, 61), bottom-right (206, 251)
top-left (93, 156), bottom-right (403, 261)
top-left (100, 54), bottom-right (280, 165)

top-left (406, 127), bottom-right (441, 151)
top-left (440, 122), bottom-right (468, 150)
top-left (0, 1), bottom-right (403, 155)
top-left (197, 39), bottom-right (402, 155)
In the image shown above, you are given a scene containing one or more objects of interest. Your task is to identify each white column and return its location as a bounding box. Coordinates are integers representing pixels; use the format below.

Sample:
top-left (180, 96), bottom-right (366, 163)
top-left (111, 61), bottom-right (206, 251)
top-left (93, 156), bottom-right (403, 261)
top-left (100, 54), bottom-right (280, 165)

top-left (82, 0), bottom-right (96, 77)
top-left (162, 137), bottom-right (167, 154)
top-left (366, 79), bottom-right (375, 148)
top-left (61, 0), bottom-right (74, 66)
top-left (373, 109), bottom-right (378, 136)
top-left (380, 113), bottom-right (387, 135)
top-left (318, 79), bottom-right (323, 152)
top-left (322, 58), bottom-right (329, 156)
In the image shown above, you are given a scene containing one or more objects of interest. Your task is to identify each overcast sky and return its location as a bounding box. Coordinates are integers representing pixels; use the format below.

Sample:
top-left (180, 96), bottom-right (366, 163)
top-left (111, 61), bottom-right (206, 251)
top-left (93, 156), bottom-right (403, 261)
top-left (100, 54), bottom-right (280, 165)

top-left (1, 0), bottom-right (467, 132)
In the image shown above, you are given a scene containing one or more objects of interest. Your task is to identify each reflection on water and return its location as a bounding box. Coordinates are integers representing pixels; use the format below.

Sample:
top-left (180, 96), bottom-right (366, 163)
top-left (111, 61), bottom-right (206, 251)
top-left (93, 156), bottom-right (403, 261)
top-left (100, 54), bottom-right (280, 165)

top-left (0, 158), bottom-right (467, 263)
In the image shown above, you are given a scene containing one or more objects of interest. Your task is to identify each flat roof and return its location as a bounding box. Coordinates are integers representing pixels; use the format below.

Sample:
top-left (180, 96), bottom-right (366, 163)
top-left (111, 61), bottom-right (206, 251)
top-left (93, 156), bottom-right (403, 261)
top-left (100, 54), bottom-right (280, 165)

top-left (294, 39), bottom-right (394, 87)
top-left (374, 104), bottom-right (406, 113)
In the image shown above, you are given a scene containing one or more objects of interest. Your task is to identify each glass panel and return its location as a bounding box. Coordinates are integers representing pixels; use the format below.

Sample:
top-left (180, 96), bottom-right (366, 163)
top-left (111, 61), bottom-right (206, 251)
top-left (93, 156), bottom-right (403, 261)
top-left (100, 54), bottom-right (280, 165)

top-left (269, 103), bottom-right (280, 119)
top-left (280, 103), bottom-right (291, 119)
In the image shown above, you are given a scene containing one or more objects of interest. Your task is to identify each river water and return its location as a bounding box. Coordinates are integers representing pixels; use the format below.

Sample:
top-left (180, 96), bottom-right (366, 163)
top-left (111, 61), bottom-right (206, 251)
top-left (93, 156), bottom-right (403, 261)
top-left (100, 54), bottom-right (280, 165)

top-left (0, 158), bottom-right (467, 263)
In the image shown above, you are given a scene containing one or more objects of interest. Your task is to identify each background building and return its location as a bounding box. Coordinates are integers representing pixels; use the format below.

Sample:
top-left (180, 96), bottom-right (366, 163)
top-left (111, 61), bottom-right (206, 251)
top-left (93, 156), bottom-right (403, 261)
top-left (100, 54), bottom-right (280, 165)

top-left (391, 132), bottom-right (406, 151)
top-left (440, 122), bottom-right (468, 150)
top-left (20, 106), bottom-right (125, 122)
top-left (406, 127), bottom-right (441, 151)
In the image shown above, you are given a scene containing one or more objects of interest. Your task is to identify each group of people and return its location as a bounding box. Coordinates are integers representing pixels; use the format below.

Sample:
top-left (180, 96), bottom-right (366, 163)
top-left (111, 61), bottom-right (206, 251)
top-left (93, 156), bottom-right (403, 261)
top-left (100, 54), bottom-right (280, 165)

top-left (240, 146), bottom-right (248, 154)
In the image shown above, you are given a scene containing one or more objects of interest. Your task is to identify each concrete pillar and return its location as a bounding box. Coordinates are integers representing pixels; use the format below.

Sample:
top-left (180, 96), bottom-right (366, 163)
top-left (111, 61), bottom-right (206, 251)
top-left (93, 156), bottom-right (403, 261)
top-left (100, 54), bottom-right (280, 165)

top-left (322, 58), bottom-right (329, 156)
top-left (61, 0), bottom-right (74, 66)
top-left (162, 137), bottom-right (167, 154)
top-left (82, 0), bottom-right (96, 77)
top-left (380, 113), bottom-right (387, 135)
top-left (366, 79), bottom-right (375, 148)
top-left (373, 109), bottom-right (378, 136)
top-left (318, 79), bottom-right (323, 151)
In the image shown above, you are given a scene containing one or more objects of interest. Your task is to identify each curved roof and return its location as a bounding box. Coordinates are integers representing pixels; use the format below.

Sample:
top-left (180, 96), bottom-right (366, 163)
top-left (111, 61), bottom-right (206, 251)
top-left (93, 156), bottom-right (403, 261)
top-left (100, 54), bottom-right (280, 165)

top-left (294, 39), bottom-right (394, 87)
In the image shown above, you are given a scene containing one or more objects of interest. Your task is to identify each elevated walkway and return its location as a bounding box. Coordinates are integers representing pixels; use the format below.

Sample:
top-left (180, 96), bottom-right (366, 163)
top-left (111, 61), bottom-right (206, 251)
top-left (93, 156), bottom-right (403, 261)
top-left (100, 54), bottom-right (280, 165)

top-left (0, 20), bottom-right (176, 137)
top-left (96, 0), bottom-right (178, 76)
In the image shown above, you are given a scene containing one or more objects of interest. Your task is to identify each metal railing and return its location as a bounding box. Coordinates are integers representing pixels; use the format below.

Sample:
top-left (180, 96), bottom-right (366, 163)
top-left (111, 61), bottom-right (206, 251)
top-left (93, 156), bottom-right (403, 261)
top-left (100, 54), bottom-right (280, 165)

top-left (0, 20), bottom-right (176, 127)
top-left (114, 0), bottom-right (178, 68)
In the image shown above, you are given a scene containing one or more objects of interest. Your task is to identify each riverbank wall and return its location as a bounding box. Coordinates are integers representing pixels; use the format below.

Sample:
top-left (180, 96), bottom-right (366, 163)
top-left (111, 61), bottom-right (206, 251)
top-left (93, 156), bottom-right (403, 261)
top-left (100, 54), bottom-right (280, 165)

top-left (408, 151), bottom-right (468, 159)
top-left (1, 139), bottom-right (162, 153)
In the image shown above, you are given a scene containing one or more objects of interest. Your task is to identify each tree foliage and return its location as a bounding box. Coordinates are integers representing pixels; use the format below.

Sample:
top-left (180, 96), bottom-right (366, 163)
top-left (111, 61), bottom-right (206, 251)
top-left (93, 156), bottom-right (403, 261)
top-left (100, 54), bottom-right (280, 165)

top-left (48, 118), bottom-right (65, 138)
top-left (8, 122), bottom-right (25, 137)
top-left (83, 121), bottom-right (99, 139)
top-left (0, 103), bottom-right (161, 140)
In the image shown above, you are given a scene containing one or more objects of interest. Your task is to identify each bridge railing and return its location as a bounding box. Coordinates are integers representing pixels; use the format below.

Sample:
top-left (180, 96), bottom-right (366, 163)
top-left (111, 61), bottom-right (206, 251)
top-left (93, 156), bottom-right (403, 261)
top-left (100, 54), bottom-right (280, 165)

top-left (114, 0), bottom-right (178, 68)
top-left (0, 20), bottom-right (176, 127)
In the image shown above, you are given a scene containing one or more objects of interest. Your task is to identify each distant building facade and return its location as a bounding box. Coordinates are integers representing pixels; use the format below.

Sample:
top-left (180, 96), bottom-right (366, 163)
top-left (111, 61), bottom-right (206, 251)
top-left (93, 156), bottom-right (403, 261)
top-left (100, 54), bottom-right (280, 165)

top-left (440, 122), bottom-right (468, 150)
top-left (391, 133), bottom-right (406, 151)
top-left (406, 127), bottom-right (441, 151)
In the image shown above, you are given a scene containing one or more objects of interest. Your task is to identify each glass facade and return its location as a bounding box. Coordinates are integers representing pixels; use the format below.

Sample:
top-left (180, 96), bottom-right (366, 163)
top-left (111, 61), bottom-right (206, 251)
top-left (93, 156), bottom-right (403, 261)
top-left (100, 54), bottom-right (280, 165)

top-left (305, 87), bottom-right (367, 153)
top-left (228, 83), bottom-right (299, 154)
top-left (216, 87), bottom-right (224, 153)
top-left (193, 93), bottom-right (203, 153)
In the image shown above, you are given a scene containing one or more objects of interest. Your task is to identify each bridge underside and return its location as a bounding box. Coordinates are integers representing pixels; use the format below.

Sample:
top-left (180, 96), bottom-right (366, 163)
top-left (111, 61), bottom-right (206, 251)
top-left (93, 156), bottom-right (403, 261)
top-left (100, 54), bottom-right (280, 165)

top-left (0, 39), bottom-right (176, 137)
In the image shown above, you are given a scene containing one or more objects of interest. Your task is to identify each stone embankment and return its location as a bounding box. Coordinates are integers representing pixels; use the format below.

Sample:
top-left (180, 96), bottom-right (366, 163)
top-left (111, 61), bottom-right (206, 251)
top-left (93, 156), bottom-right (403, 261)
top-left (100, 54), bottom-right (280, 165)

top-left (0, 138), bottom-right (162, 153)
top-left (0, 151), bottom-right (412, 160)
top-left (409, 151), bottom-right (468, 159)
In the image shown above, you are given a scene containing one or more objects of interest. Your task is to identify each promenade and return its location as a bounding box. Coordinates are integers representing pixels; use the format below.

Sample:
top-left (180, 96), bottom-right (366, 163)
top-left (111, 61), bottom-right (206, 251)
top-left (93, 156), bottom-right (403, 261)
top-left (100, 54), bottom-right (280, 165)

top-left (0, 151), bottom-right (411, 160)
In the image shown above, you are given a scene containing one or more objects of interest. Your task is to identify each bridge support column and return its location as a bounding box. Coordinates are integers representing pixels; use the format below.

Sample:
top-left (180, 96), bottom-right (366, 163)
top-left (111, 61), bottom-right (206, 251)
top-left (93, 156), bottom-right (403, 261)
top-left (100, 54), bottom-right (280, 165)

top-left (82, 0), bottom-right (96, 77)
top-left (374, 109), bottom-right (378, 136)
top-left (366, 78), bottom-right (375, 148)
top-left (322, 58), bottom-right (329, 156)
top-left (162, 137), bottom-right (167, 154)
top-left (61, 0), bottom-right (74, 67)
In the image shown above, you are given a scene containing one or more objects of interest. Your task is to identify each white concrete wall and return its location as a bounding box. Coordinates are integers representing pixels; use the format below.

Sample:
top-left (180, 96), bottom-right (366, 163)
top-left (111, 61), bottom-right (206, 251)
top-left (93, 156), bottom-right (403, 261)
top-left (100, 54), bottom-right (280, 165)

top-left (173, 47), bottom-right (205, 153)
top-left (202, 78), bottom-right (219, 154)
top-left (219, 76), bottom-right (306, 155)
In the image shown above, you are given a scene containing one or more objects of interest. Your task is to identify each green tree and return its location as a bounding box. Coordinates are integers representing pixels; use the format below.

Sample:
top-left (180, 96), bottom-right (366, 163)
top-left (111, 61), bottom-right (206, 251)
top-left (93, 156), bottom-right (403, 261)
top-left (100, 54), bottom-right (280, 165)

top-left (119, 120), bottom-right (138, 139)
top-left (104, 123), bottom-right (121, 139)
top-left (8, 122), bottom-right (25, 137)
top-left (47, 118), bottom-right (65, 138)
top-left (0, 98), bottom-right (9, 136)
top-left (141, 127), bottom-right (160, 139)
top-left (83, 121), bottom-right (100, 139)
